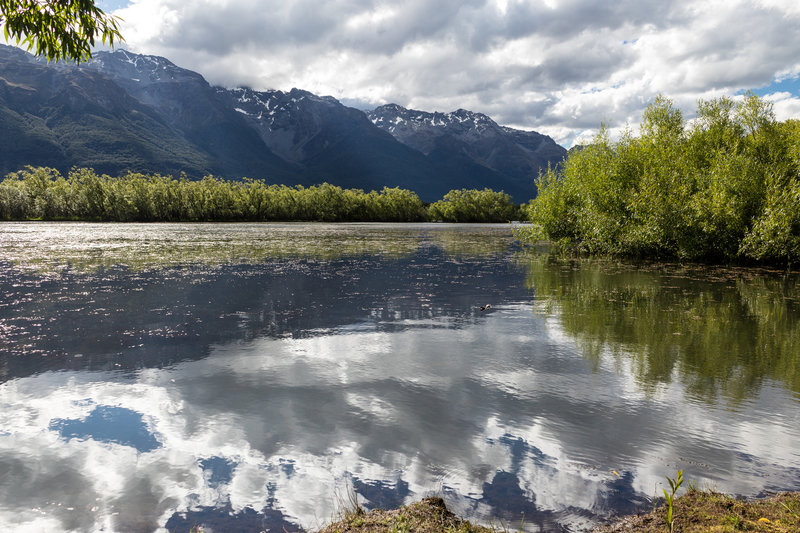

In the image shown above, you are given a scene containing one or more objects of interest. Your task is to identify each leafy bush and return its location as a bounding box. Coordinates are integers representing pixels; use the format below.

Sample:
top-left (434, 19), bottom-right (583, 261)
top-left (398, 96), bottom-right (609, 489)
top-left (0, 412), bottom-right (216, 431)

top-left (525, 94), bottom-right (800, 265)
top-left (428, 188), bottom-right (520, 222)
top-left (0, 168), bottom-right (514, 224)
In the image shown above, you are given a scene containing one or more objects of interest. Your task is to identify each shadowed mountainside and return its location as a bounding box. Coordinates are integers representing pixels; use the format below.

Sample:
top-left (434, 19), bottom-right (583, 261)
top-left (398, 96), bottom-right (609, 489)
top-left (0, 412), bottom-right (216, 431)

top-left (0, 45), bottom-right (565, 202)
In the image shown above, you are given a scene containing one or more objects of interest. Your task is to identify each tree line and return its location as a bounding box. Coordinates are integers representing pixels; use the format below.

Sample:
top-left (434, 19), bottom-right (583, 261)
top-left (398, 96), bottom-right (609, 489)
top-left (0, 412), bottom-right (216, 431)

top-left (0, 167), bottom-right (522, 223)
top-left (522, 94), bottom-right (800, 265)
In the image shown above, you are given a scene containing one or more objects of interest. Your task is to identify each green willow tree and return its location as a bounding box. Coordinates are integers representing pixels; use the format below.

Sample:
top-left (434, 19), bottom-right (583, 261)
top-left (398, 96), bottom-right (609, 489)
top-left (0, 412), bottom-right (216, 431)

top-left (525, 94), bottom-right (800, 265)
top-left (0, 167), bottom-right (529, 223)
top-left (1, 0), bottom-right (122, 62)
top-left (428, 188), bottom-right (520, 222)
top-left (0, 167), bottom-right (433, 222)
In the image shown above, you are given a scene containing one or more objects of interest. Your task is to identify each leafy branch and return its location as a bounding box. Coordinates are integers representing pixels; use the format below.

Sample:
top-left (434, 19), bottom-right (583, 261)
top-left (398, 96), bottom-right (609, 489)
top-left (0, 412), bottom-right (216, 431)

top-left (1, 0), bottom-right (123, 62)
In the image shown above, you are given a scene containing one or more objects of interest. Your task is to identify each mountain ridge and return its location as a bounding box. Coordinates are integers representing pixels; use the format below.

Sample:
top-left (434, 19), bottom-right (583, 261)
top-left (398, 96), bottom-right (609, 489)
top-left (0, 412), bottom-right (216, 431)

top-left (0, 45), bottom-right (565, 202)
top-left (368, 103), bottom-right (566, 193)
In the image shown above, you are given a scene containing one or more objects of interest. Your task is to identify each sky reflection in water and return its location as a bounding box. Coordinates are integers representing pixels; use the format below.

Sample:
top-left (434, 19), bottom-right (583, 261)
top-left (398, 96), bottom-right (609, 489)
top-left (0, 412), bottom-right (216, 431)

top-left (0, 222), bottom-right (799, 532)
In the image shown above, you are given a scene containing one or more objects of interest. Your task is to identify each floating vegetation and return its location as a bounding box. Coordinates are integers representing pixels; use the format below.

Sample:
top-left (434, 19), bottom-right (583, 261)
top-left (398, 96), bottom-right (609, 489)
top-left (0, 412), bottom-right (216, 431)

top-left (0, 222), bottom-right (516, 273)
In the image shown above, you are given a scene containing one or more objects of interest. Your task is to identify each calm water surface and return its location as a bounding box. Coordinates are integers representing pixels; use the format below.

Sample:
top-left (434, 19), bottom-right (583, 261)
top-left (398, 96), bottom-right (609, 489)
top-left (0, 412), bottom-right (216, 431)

top-left (1, 222), bottom-right (799, 532)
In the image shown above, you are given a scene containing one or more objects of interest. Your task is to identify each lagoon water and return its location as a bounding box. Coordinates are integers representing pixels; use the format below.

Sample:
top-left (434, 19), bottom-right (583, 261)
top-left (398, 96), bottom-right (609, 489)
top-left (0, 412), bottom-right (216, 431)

top-left (1, 222), bottom-right (799, 532)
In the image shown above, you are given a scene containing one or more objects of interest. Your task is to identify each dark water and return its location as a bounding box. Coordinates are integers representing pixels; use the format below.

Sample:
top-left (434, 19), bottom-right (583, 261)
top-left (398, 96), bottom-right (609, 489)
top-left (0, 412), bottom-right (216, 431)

top-left (1, 222), bottom-right (799, 532)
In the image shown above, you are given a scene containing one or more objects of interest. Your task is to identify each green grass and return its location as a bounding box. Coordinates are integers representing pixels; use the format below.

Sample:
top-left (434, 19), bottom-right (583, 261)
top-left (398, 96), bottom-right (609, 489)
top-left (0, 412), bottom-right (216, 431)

top-left (593, 489), bottom-right (800, 532)
top-left (317, 497), bottom-right (496, 533)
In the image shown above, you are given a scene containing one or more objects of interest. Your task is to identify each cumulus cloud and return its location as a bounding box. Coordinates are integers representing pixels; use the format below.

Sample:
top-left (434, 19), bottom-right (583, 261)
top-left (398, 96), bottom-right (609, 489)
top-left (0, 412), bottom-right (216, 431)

top-left (110, 0), bottom-right (800, 146)
top-left (766, 91), bottom-right (800, 120)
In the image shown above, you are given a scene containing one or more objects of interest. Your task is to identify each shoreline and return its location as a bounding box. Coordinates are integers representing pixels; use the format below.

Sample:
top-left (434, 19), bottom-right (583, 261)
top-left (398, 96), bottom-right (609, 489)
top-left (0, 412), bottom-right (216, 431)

top-left (316, 491), bottom-right (800, 532)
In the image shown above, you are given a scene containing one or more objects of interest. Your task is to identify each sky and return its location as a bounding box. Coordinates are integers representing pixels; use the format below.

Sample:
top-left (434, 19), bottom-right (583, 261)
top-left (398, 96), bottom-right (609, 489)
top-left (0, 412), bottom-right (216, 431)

top-left (95, 0), bottom-right (800, 147)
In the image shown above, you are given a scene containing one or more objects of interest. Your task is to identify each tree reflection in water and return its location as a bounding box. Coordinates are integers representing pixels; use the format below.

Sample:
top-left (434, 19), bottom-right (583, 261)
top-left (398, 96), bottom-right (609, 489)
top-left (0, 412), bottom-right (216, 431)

top-left (522, 254), bottom-right (800, 402)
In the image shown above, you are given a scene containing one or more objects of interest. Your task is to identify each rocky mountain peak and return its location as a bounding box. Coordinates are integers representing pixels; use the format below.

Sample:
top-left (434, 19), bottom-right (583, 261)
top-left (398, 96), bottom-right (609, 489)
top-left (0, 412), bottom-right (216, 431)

top-left (368, 103), bottom-right (499, 137)
top-left (87, 49), bottom-right (205, 87)
top-left (367, 101), bottom-right (566, 195)
top-left (224, 86), bottom-right (341, 125)
top-left (216, 85), bottom-right (374, 165)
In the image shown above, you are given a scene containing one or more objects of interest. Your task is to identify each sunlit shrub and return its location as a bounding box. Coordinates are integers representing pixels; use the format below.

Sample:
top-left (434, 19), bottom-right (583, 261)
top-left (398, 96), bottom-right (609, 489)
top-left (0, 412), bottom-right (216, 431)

top-left (525, 94), bottom-right (800, 265)
top-left (428, 188), bottom-right (520, 222)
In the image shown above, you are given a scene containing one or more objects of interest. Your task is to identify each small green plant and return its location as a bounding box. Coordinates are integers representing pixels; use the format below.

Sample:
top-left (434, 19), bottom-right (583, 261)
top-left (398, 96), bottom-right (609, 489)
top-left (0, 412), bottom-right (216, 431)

top-left (724, 512), bottom-right (744, 530)
top-left (390, 512), bottom-right (411, 533)
top-left (780, 500), bottom-right (800, 520)
top-left (663, 469), bottom-right (684, 533)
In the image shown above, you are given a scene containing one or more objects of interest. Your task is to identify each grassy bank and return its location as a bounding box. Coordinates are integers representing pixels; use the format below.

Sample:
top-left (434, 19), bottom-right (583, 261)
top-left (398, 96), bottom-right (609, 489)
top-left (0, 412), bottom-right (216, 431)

top-left (319, 497), bottom-right (494, 533)
top-left (593, 490), bottom-right (800, 532)
top-left (311, 491), bottom-right (800, 533)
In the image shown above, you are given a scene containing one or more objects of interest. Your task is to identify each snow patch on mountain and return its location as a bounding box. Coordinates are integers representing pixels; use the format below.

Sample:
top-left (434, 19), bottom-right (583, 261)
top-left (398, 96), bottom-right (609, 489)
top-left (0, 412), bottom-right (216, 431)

top-left (367, 102), bottom-right (567, 190)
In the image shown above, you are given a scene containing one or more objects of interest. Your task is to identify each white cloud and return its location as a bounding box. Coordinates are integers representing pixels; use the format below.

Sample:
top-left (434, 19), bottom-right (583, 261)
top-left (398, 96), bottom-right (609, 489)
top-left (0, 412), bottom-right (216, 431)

top-left (108, 0), bottom-right (800, 146)
top-left (765, 91), bottom-right (800, 120)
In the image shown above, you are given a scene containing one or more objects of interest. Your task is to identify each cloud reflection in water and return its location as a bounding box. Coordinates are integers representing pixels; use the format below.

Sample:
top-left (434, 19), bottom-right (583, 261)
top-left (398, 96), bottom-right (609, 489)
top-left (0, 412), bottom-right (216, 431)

top-left (2, 306), bottom-right (798, 532)
top-left (1, 224), bottom-right (800, 532)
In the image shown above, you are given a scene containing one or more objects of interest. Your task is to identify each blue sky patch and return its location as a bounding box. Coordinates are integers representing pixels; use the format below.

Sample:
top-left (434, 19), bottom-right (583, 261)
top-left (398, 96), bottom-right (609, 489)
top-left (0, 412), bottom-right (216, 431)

top-left (49, 405), bottom-right (161, 453)
top-left (746, 76), bottom-right (800, 98)
top-left (97, 0), bottom-right (131, 12)
top-left (199, 456), bottom-right (237, 488)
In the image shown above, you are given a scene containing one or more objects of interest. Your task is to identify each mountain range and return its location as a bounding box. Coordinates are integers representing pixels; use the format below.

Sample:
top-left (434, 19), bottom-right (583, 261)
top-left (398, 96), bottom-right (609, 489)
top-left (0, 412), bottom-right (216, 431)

top-left (0, 45), bottom-right (565, 202)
